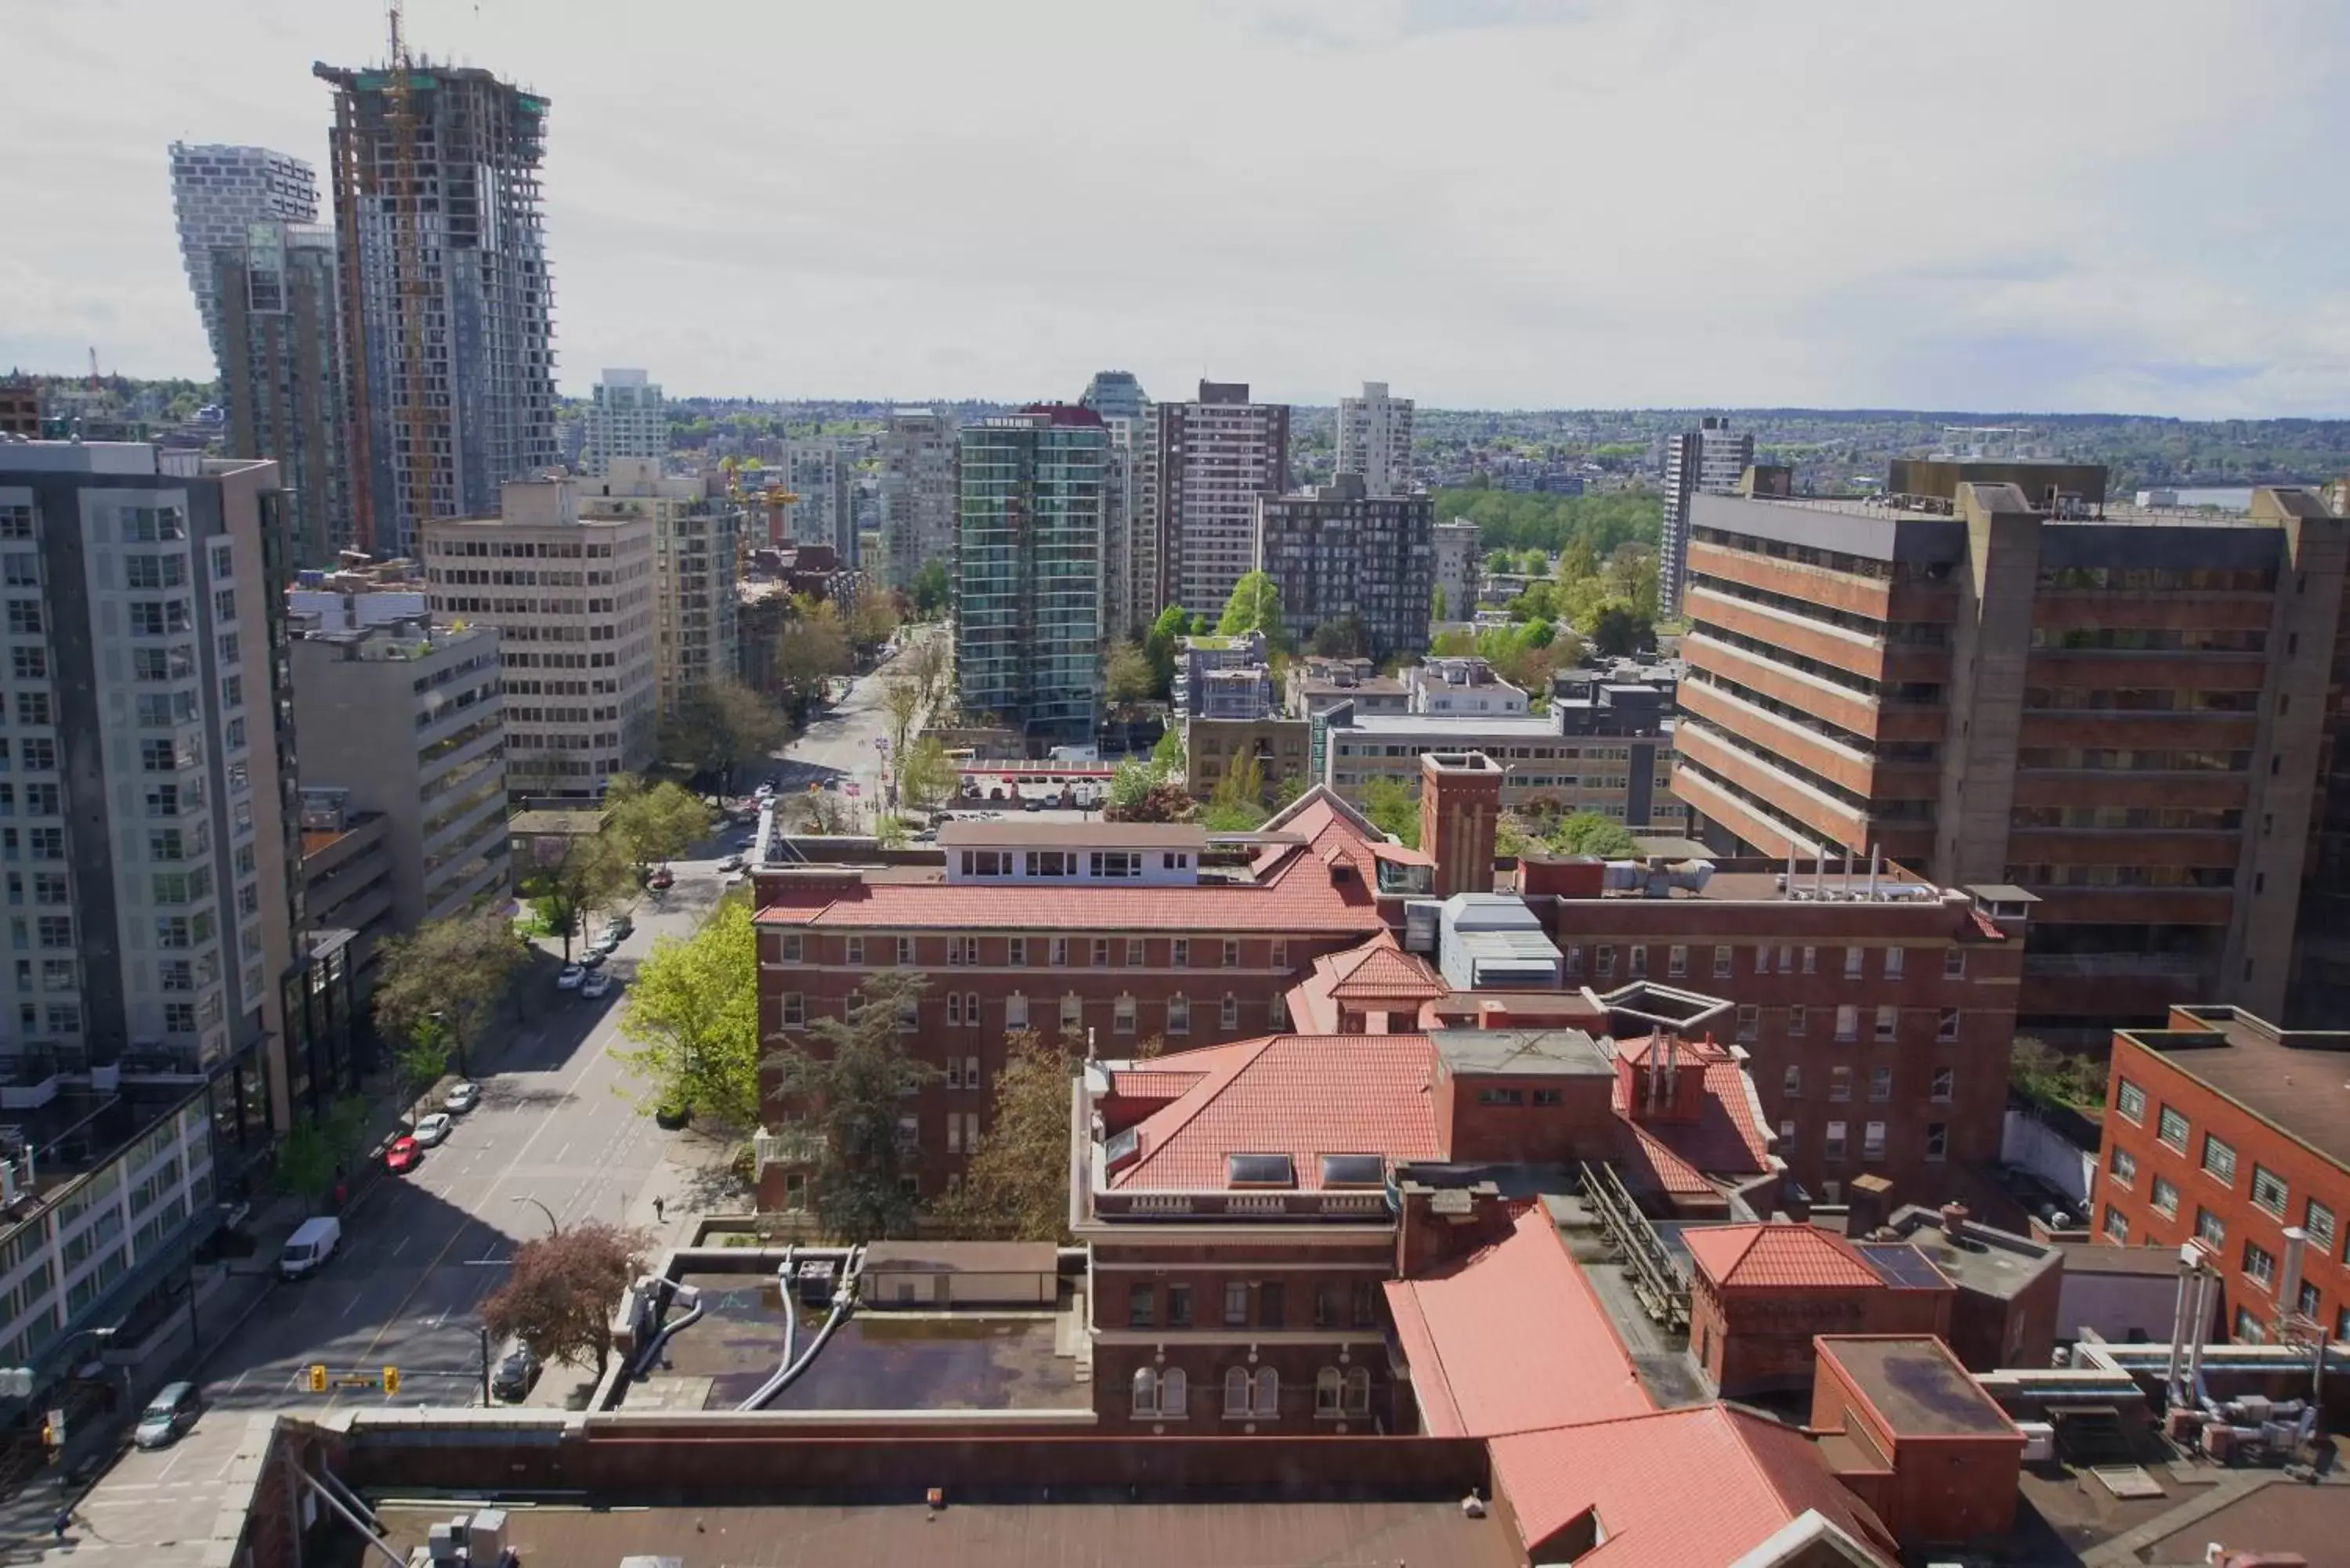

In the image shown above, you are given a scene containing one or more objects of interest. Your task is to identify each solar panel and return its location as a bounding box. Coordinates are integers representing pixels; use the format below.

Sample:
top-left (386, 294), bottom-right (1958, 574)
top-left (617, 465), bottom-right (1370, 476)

top-left (1226, 1152), bottom-right (1296, 1189)
top-left (1318, 1154), bottom-right (1386, 1188)
top-left (1857, 1243), bottom-right (1948, 1290)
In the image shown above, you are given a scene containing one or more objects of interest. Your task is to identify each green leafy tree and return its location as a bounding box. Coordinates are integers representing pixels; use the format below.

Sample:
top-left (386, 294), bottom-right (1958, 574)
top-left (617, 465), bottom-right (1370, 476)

top-left (898, 735), bottom-right (959, 814)
top-left (520, 829), bottom-right (634, 960)
top-left (481, 1221), bottom-right (650, 1378)
top-left (932, 1031), bottom-right (1080, 1241)
top-left (1604, 543), bottom-right (1661, 620)
top-left (373, 906), bottom-right (532, 1073)
top-left (660, 678), bottom-right (790, 781)
top-left (1588, 602), bottom-right (1652, 658)
top-left (393, 1019), bottom-right (450, 1129)
top-left (764, 971), bottom-right (940, 1243)
top-left (881, 674), bottom-right (924, 764)
top-left (1104, 641), bottom-right (1155, 706)
top-left (1215, 570), bottom-right (1287, 650)
top-left (1308, 614), bottom-right (1367, 659)
top-left (1143, 605), bottom-right (1189, 697)
top-left (1552, 811), bottom-right (1643, 858)
top-left (1361, 776), bottom-right (1421, 848)
top-left (1108, 757), bottom-right (1162, 813)
top-left (1202, 750), bottom-right (1268, 832)
top-left (1108, 779), bottom-right (1198, 824)
top-left (1556, 537), bottom-right (1599, 583)
top-left (272, 1096), bottom-right (371, 1213)
top-left (615, 896), bottom-right (763, 1129)
top-left (773, 598), bottom-right (854, 708)
top-left (605, 776), bottom-right (712, 867)
top-left (1152, 726), bottom-right (1186, 774)
top-left (909, 560), bottom-right (950, 619)
top-left (1484, 548), bottom-right (1514, 575)
top-left (1430, 584), bottom-right (1448, 623)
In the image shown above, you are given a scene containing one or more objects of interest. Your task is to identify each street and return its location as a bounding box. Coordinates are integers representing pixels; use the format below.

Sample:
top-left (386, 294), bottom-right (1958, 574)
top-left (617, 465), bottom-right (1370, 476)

top-left (766, 627), bottom-right (931, 822)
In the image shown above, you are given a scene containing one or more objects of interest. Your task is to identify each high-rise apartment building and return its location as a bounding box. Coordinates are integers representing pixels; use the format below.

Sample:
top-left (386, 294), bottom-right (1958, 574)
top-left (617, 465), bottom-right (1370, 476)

top-left (212, 222), bottom-right (355, 569)
top-left (581, 369), bottom-right (665, 478)
top-left (1433, 517), bottom-right (1480, 622)
top-left (286, 598), bottom-right (509, 926)
top-left (781, 437), bottom-right (854, 561)
top-left (1672, 463), bottom-right (2345, 1031)
top-left (1658, 417), bottom-right (1755, 619)
top-left (1098, 414), bottom-right (1144, 642)
top-left (878, 408), bottom-right (956, 591)
top-left (954, 407), bottom-right (1107, 746)
top-left (314, 61), bottom-right (558, 555)
top-left (1254, 475), bottom-right (1434, 660)
top-left (1079, 369), bottom-right (1147, 424)
top-left (0, 443), bottom-right (309, 1143)
top-left (1155, 381), bottom-right (1289, 620)
top-left (580, 459), bottom-right (740, 721)
top-left (1336, 380), bottom-right (1414, 498)
top-left (167, 143), bottom-right (318, 372)
top-left (421, 477), bottom-right (656, 798)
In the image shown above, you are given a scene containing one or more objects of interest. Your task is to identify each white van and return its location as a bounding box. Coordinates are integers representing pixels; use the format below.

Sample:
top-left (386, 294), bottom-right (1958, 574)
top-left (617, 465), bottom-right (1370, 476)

top-left (278, 1216), bottom-right (342, 1281)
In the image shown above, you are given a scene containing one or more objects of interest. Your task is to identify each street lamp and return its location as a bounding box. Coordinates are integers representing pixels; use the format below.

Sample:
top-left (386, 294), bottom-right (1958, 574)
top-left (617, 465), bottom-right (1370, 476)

top-left (512, 1195), bottom-right (559, 1237)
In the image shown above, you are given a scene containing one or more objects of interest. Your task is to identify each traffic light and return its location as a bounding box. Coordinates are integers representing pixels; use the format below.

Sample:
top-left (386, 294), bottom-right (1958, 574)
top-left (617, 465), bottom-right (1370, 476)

top-left (306, 1363), bottom-right (327, 1393)
top-left (381, 1366), bottom-right (400, 1397)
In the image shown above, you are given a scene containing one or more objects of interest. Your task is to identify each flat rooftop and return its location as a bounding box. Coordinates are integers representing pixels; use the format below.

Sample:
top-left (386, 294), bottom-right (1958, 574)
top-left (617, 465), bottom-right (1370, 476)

top-left (937, 819), bottom-right (1206, 850)
top-left (376, 1500), bottom-right (1520, 1568)
top-left (1885, 1209), bottom-right (2059, 1302)
top-left (2122, 1007), bottom-right (2350, 1165)
top-left (1430, 1028), bottom-right (1613, 1078)
top-left (1716, 490), bottom-right (2280, 529)
top-left (1817, 1335), bottom-right (2016, 1439)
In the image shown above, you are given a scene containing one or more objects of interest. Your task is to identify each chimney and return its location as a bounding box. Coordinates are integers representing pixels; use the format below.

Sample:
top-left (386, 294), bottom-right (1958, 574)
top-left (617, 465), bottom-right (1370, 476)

top-left (1420, 752), bottom-right (1503, 900)
top-left (1939, 1201), bottom-right (1970, 1241)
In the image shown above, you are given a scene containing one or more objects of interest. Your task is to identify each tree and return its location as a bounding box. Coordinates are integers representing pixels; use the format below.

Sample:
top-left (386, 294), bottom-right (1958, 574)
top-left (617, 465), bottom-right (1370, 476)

top-left (1588, 602), bottom-right (1652, 658)
top-left (934, 1031), bottom-right (1081, 1241)
top-left (1215, 570), bottom-right (1287, 650)
top-left (1143, 604), bottom-right (1188, 697)
top-left (1361, 776), bottom-right (1420, 848)
top-left (1308, 613), bottom-right (1367, 659)
top-left (660, 678), bottom-right (789, 782)
top-left (2009, 1037), bottom-right (2105, 1111)
top-left (844, 581), bottom-right (900, 649)
top-left (481, 1221), bottom-right (649, 1378)
top-left (902, 630), bottom-right (953, 710)
top-left (1604, 542), bottom-right (1661, 620)
top-left (1108, 779), bottom-right (1198, 824)
top-left (1552, 811), bottom-right (1643, 858)
top-left (373, 906), bottom-right (532, 1073)
top-left (764, 971), bottom-right (940, 1243)
top-left (909, 559), bottom-right (950, 619)
top-left (614, 896), bottom-right (763, 1129)
top-left (1203, 750), bottom-right (1268, 832)
top-left (392, 1019), bottom-right (450, 1129)
top-left (1430, 584), bottom-right (1448, 623)
top-left (898, 735), bottom-right (959, 814)
top-left (1104, 641), bottom-right (1155, 707)
top-left (1152, 726), bottom-right (1186, 775)
top-left (605, 776), bottom-right (711, 868)
top-left (880, 676), bottom-right (924, 784)
top-left (273, 1096), bottom-right (371, 1214)
top-left (774, 598), bottom-right (854, 710)
top-left (1556, 536), bottom-right (1599, 583)
top-left (1484, 548), bottom-right (1513, 575)
top-left (519, 829), bottom-right (634, 961)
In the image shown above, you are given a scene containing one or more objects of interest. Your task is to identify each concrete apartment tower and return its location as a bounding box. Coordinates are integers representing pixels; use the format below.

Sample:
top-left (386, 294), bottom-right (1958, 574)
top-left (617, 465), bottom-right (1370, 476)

top-left (579, 458), bottom-right (741, 721)
top-left (1336, 380), bottom-right (1414, 499)
top-left (212, 220), bottom-right (356, 571)
top-left (1254, 475), bottom-right (1435, 661)
top-left (1658, 417), bottom-right (1754, 619)
top-left (879, 408), bottom-right (957, 591)
top-left (1432, 517), bottom-right (1480, 622)
top-left (782, 437), bottom-right (855, 562)
top-left (168, 143), bottom-right (318, 372)
top-left (314, 60), bottom-right (558, 555)
top-left (0, 443), bottom-right (317, 1143)
top-left (582, 369), bottom-right (665, 478)
top-left (1672, 461), bottom-right (2346, 1030)
top-left (420, 476), bottom-right (658, 798)
top-left (1155, 381), bottom-right (1289, 620)
top-left (955, 406), bottom-right (1108, 746)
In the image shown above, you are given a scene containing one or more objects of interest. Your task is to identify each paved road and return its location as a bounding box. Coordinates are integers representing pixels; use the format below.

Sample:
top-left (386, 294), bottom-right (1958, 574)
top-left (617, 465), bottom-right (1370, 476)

top-left (766, 628), bottom-right (931, 822)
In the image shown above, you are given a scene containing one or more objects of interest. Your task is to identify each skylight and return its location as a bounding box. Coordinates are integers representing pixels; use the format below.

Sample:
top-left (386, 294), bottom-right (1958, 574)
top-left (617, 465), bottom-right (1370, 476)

top-left (1318, 1154), bottom-right (1385, 1189)
top-left (1226, 1152), bottom-right (1296, 1189)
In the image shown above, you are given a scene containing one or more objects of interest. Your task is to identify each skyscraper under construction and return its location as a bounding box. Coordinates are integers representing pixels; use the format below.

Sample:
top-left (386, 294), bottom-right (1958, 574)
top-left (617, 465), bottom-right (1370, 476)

top-left (313, 56), bottom-right (559, 555)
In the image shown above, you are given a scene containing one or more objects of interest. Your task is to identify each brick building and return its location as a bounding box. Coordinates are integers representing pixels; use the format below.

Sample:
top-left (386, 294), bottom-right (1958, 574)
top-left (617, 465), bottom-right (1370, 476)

top-left (1682, 1222), bottom-right (1954, 1396)
top-left (1810, 1335), bottom-right (2025, 1552)
top-left (2092, 1003), bottom-right (2350, 1344)
top-left (1673, 464), bottom-right (2346, 1029)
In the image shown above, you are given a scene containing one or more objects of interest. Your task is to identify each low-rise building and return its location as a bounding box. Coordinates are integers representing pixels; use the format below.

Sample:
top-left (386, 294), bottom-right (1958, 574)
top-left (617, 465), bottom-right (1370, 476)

top-left (1810, 1335), bottom-right (2026, 1554)
top-left (1184, 715), bottom-right (1311, 805)
top-left (1287, 655), bottom-right (1407, 718)
top-left (1172, 632), bottom-right (1272, 719)
top-left (1318, 701), bottom-right (1686, 831)
top-left (1405, 656), bottom-right (1527, 715)
top-left (296, 787), bottom-right (396, 974)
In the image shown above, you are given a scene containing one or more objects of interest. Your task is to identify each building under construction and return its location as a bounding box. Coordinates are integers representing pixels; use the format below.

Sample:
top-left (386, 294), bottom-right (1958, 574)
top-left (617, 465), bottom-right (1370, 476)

top-left (313, 56), bottom-right (559, 556)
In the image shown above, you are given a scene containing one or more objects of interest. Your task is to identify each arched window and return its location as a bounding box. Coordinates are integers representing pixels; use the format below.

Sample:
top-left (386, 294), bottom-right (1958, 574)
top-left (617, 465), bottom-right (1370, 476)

top-left (1224, 1366), bottom-right (1252, 1417)
top-left (1314, 1367), bottom-right (1344, 1415)
top-left (1132, 1367), bottom-right (1158, 1417)
top-left (1160, 1367), bottom-right (1187, 1418)
top-left (1343, 1367), bottom-right (1371, 1414)
top-left (1253, 1366), bottom-right (1279, 1417)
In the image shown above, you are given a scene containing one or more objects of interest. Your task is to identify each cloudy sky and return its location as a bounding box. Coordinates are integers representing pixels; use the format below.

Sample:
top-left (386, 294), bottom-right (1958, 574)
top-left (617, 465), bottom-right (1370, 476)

top-left (5, 0), bottom-right (2345, 414)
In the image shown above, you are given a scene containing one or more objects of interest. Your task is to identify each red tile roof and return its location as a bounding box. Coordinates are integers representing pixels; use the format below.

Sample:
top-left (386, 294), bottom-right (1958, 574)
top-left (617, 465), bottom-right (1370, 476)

top-left (1384, 1207), bottom-right (1651, 1438)
top-left (1104, 1035), bottom-right (1441, 1191)
top-left (1610, 1057), bottom-right (1773, 1194)
top-left (1488, 1405), bottom-right (1896, 1567)
top-left (1683, 1223), bottom-right (1885, 1291)
top-left (1325, 938), bottom-right (1446, 1004)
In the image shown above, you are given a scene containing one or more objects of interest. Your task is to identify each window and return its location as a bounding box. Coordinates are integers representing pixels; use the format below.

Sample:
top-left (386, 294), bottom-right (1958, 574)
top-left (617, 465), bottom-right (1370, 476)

top-left (1868, 1065), bottom-right (1891, 1102)
top-left (1931, 1066), bottom-right (1954, 1103)
top-left (1315, 1367), bottom-right (1344, 1415)
top-left (1668, 945), bottom-right (1687, 978)
top-left (1222, 938), bottom-right (1239, 968)
top-left (779, 933), bottom-right (803, 963)
top-left (1562, 944), bottom-right (1582, 977)
top-left (1595, 945), bottom-right (1614, 980)
top-left (945, 992), bottom-right (964, 1027)
top-left (1736, 1005), bottom-right (1758, 1042)
top-left (1171, 938), bottom-right (1189, 968)
top-left (1050, 937), bottom-right (1069, 966)
top-left (1782, 1065), bottom-right (1801, 1098)
top-left (1862, 1122), bottom-right (1886, 1159)
top-left (1831, 1065), bottom-right (1853, 1102)
top-left (964, 1057), bottom-right (980, 1093)
top-left (1131, 1367), bottom-right (1186, 1419)
top-left (2196, 1207), bottom-right (2225, 1249)
top-left (2234, 1306), bottom-right (2268, 1345)
top-left (2116, 1079), bottom-right (2146, 1123)
top-left (1271, 939), bottom-right (1288, 969)
top-left (1925, 1122), bottom-right (1948, 1161)
top-left (1220, 994), bottom-right (1238, 1030)
top-left (1224, 1366), bottom-right (1277, 1418)
top-left (1004, 993), bottom-right (1028, 1029)
top-left (1875, 1005), bottom-right (1898, 1042)
top-left (13, 692), bottom-right (49, 728)
top-left (1126, 938), bottom-right (1145, 966)
top-left (1223, 1281), bottom-right (1249, 1326)
top-left (1167, 995), bottom-right (1189, 1034)
top-left (2109, 1146), bottom-right (2137, 1188)
top-left (895, 995), bottom-right (919, 1032)
top-left (2250, 1165), bottom-right (2288, 1217)
top-left (1835, 1005), bottom-right (1859, 1042)
top-left (948, 935), bottom-right (975, 966)
top-left (780, 992), bottom-right (804, 1028)
top-left (1009, 937), bottom-right (1027, 966)
top-left (2152, 1176), bottom-right (2180, 1218)
top-left (1936, 1007), bottom-right (1960, 1042)
top-left (1628, 945), bottom-right (1648, 980)
top-left (2104, 1205), bottom-right (2130, 1244)
top-left (1167, 1283), bottom-right (1192, 1327)
top-left (1884, 946), bottom-right (1905, 978)
top-left (1712, 945), bottom-right (1732, 978)
top-left (1754, 945), bottom-right (1772, 975)
top-left (2305, 1199), bottom-right (2336, 1255)
top-left (2157, 1106), bottom-right (2189, 1151)
top-left (1788, 1005), bottom-right (1807, 1038)
top-left (2243, 1240), bottom-right (2276, 1288)
top-left (2202, 1134), bottom-right (2236, 1187)
top-left (1944, 948), bottom-right (1966, 977)
top-left (1259, 1282), bottom-right (1285, 1328)
top-left (1115, 995), bottom-right (1136, 1034)
top-left (1802, 945), bottom-right (1817, 974)
top-left (5, 602), bottom-right (40, 636)
top-left (1129, 1284), bottom-right (1154, 1328)
top-left (8, 649), bottom-right (43, 681)
top-left (1844, 946), bottom-right (1864, 980)
top-left (845, 935), bottom-right (865, 965)
top-left (212, 587), bottom-right (236, 623)
top-left (895, 935), bottom-right (914, 966)
top-left (1824, 1121), bottom-right (1848, 1160)
top-left (1089, 937), bottom-right (1108, 968)
top-left (1061, 993), bottom-right (1083, 1031)
top-left (1351, 1280), bottom-right (1379, 1328)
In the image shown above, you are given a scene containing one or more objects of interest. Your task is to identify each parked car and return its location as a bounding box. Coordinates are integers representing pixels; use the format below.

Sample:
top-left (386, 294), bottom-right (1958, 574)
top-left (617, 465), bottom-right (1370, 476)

top-left (1023, 796), bottom-right (1046, 812)
top-left (413, 1112), bottom-right (452, 1148)
top-left (385, 1135), bottom-right (421, 1174)
top-left (717, 853), bottom-right (745, 873)
top-left (555, 964), bottom-right (586, 991)
top-left (646, 866), bottom-right (675, 891)
top-left (277, 1216), bottom-right (342, 1281)
top-left (581, 970), bottom-right (616, 1001)
top-left (491, 1346), bottom-right (540, 1402)
top-left (443, 1080), bottom-right (481, 1114)
top-left (133, 1382), bottom-right (201, 1450)
top-left (601, 915), bottom-right (634, 943)
top-left (577, 948), bottom-right (607, 970)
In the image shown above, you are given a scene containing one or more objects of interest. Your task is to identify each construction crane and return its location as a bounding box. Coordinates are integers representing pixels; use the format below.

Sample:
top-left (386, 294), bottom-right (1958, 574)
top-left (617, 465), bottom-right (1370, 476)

top-left (383, 0), bottom-right (435, 558)
top-left (86, 348), bottom-right (101, 392)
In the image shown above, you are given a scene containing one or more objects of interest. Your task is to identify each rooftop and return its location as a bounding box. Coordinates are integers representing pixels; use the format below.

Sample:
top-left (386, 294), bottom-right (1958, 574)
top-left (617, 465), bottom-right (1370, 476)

top-left (1815, 1335), bottom-right (2019, 1440)
top-left (2117, 1004), bottom-right (2350, 1166)
top-left (1431, 1028), bottom-right (1614, 1079)
top-left (1683, 1223), bottom-right (1885, 1292)
top-left (1875, 1205), bottom-right (2061, 1302)
top-left (935, 820), bottom-right (1206, 851)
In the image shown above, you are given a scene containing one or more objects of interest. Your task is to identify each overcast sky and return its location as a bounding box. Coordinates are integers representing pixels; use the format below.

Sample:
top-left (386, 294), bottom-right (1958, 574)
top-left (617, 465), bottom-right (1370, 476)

top-left (5, 0), bottom-right (2345, 415)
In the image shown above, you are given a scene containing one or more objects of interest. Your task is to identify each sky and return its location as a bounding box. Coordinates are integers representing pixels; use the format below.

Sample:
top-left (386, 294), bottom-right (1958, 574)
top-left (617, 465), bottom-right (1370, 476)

top-left (5, 0), bottom-right (2348, 416)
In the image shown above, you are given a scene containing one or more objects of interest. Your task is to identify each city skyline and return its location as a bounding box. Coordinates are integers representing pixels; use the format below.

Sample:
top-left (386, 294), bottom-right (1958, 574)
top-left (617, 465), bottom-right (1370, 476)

top-left (3, 0), bottom-right (2345, 417)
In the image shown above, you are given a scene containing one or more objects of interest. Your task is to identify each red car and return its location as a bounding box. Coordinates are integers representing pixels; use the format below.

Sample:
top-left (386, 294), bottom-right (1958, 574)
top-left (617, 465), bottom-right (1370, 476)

top-left (385, 1135), bottom-right (421, 1174)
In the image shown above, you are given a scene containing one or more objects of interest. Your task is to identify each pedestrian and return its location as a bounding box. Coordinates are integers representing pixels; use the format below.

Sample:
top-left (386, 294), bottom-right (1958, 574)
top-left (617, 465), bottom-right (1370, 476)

top-left (52, 1507), bottom-right (71, 1541)
top-left (653, 1195), bottom-right (666, 1223)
